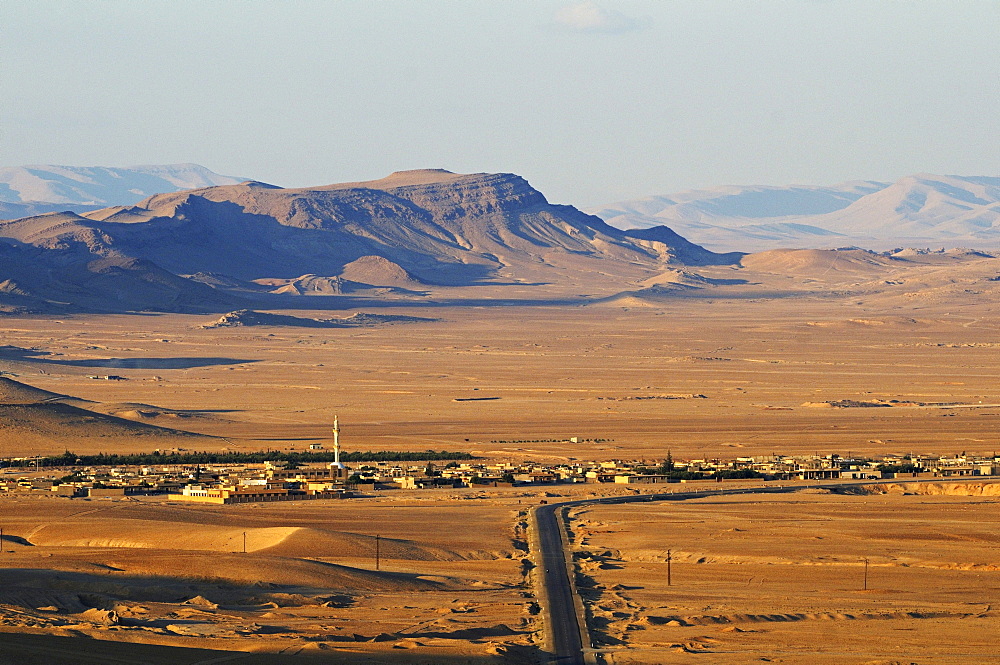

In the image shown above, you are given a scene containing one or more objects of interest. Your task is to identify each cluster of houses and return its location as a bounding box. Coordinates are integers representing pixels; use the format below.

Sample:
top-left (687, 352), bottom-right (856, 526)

top-left (3, 452), bottom-right (1000, 502)
top-left (733, 453), bottom-right (1000, 481)
top-left (0, 461), bottom-right (355, 503)
top-left (405, 453), bottom-right (1000, 486)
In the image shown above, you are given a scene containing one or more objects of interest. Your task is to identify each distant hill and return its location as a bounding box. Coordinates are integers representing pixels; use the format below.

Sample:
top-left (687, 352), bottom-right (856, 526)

top-left (0, 201), bottom-right (100, 220)
top-left (0, 169), bottom-right (739, 313)
top-left (590, 174), bottom-right (1000, 252)
top-left (0, 163), bottom-right (244, 212)
top-left (799, 174), bottom-right (1000, 245)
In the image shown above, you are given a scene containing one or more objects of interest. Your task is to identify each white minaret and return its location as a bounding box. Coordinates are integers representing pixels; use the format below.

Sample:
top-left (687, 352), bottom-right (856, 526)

top-left (331, 415), bottom-right (344, 469)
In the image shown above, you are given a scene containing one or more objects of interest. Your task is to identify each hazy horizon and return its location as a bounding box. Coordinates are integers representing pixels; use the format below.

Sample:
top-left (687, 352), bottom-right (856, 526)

top-left (2, 1), bottom-right (998, 207)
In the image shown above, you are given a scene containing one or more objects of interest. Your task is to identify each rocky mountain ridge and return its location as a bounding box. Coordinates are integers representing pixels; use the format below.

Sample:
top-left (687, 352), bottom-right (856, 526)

top-left (0, 169), bottom-right (739, 313)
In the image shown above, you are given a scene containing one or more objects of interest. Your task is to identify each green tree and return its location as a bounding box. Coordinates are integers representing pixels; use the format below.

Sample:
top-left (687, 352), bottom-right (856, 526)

top-left (660, 450), bottom-right (675, 474)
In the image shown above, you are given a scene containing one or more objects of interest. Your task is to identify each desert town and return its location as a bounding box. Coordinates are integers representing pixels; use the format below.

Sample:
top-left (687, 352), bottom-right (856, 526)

top-left (3, 3), bottom-right (999, 663)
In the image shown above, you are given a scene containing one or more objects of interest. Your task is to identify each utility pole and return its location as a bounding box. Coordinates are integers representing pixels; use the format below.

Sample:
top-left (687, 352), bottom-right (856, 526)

top-left (243, 531), bottom-right (247, 554)
top-left (667, 549), bottom-right (672, 586)
top-left (863, 558), bottom-right (869, 591)
top-left (375, 534), bottom-right (381, 571)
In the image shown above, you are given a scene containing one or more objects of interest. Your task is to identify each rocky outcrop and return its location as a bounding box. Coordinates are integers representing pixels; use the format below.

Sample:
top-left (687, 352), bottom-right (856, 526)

top-left (201, 309), bottom-right (433, 329)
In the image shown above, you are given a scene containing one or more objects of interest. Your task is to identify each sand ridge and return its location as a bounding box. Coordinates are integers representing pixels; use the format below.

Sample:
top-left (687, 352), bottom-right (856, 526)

top-left (0, 376), bottom-right (205, 450)
top-left (0, 375), bottom-right (73, 404)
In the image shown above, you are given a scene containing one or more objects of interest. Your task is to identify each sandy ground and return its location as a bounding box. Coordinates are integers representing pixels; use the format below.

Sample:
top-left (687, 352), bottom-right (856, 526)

top-left (570, 481), bottom-right (1000, 664)
top-left (0, 491), bottom-right (547, 663)
top-left (1, 291), bottom-right (999, 461)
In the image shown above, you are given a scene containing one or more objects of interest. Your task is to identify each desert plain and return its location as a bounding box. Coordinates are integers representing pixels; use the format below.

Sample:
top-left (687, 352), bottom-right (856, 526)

top-left (572, 482), bottom-right (1000, 664)
top-left (2, 248), bottom-right (1000, 663)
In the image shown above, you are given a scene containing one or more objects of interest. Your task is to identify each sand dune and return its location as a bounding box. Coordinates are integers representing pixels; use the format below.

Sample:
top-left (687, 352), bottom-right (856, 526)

top-left (28, 522), bottom-right (299, 552)
top-left (27, 521), bottom-right (466, 562)
top-left (259, 528), bottom-right (465, 561)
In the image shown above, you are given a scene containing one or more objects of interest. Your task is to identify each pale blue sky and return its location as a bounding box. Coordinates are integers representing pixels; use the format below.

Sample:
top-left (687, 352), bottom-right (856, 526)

top-left (2, 1), bottom-right (998, 205)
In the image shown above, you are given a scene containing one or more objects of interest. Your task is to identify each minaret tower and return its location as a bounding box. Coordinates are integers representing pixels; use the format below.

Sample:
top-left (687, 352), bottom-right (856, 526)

top-left (332, 415), bottom-right (344, 469)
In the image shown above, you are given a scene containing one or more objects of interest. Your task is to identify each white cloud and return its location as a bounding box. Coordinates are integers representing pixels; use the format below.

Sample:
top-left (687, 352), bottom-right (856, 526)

top-left (553, 2), bottom-right (649, 34)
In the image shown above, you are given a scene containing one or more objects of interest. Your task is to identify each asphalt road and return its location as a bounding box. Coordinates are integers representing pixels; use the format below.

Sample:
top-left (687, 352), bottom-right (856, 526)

top-left (535, 503), bottom-right (586, 665)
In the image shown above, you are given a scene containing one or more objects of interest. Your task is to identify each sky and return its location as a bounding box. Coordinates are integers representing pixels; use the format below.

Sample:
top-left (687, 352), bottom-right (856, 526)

top-left (1, 0), bottom-right (998, 206)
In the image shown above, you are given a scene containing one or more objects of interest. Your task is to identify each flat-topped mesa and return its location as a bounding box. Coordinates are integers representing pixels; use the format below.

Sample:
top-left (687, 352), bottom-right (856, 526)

top-left (71, 169), bottom-right (703, 280)
top-left (280, 171), bottom-right (553, 231)
top-left (139, 170), bottom-right (554, 227)
top-left (362, 171), bottom-right (552, 220)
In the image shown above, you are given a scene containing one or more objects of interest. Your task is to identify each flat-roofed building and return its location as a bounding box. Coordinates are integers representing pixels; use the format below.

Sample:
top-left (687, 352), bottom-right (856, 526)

top-left (614, 474), bottom-right (674, 484)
